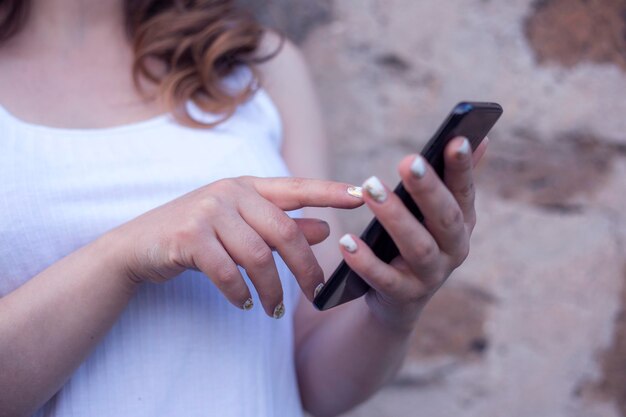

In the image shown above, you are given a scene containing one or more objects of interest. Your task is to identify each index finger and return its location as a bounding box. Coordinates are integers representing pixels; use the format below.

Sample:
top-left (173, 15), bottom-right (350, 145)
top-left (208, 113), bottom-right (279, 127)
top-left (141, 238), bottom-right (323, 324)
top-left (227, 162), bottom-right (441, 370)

top-left (249, 177), bottom-right (364, 211)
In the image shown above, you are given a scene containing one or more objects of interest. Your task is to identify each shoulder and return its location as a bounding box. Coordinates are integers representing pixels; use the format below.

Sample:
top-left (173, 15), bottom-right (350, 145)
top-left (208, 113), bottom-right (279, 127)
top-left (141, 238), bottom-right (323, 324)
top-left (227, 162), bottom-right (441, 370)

top-left (253, 30), bottom-right (321, 132)
top-left (253, 30), bottom-right (328, 178)
top-left (255, 30), bottom-right (311, 94)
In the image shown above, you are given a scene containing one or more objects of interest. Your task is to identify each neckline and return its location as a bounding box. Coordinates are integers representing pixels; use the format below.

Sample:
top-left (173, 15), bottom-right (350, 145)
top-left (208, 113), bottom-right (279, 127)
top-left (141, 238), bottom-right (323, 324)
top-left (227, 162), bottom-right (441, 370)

top-left (0, 103), bottom-right (173, 136)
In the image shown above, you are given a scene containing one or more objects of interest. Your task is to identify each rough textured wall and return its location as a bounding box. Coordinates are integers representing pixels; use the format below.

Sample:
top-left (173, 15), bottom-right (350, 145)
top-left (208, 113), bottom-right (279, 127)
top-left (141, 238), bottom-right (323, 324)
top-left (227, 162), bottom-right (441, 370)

top-left (240, 0), bottom-right (626, 416)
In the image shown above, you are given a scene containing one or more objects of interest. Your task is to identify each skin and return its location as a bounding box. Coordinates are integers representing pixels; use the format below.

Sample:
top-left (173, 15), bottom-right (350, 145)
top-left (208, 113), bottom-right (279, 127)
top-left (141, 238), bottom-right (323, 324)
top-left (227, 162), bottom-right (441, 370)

top-left (259, 35), bottom-right (488, 415)
top-left (0, 1), bottom-right (488, 416)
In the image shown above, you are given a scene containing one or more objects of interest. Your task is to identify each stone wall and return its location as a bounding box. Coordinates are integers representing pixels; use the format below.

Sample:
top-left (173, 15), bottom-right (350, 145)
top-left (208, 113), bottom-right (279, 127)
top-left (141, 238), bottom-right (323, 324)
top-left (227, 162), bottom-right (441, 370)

top-left (240, 0), bottom-right (626, 415)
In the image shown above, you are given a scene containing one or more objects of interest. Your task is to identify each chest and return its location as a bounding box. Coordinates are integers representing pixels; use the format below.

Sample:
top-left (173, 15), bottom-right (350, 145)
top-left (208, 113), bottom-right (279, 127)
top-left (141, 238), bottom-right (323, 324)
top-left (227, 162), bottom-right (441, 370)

top-left (0, 109), bottom-right (287, 294)
top-left (0, 49), bottom-right (163, 129)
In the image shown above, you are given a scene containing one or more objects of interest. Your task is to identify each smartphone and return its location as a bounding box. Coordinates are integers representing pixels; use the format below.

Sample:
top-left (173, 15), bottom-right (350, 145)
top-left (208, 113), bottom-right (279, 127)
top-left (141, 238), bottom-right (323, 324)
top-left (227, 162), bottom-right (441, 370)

top-left (313, 101), bottom-right (503, 311)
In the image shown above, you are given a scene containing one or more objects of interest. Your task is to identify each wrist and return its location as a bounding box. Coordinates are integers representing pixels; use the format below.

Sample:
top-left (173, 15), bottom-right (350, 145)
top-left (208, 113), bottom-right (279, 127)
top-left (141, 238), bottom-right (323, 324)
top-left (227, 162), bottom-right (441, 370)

top-left (93, 227), bottom-right (144, 290)
top-left (363, 291), bottom-right (427, 335)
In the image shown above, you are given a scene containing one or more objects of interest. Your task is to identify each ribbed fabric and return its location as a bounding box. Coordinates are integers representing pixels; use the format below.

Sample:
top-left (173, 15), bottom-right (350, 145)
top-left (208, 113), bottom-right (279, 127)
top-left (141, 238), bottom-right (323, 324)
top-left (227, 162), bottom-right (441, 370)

top-left (0, 88), bottom-right (304, 417)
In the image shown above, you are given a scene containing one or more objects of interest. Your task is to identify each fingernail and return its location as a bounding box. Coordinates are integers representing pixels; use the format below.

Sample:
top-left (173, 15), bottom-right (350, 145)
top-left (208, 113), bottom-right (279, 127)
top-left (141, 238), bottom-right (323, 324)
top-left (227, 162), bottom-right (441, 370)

top-left (362, 176), bottom-right (387, 203)
top-left (273, 301), bottom-right (285, 319)
top-left (347, 186), bottom-right (363, 199)
top-left (314, 283), bottom-right (324, 298)
top-left (457, 138), bottom-right (471, 158)
top-left (316, 219), bottom-right (330, 228)
top-left (339, 234), bottom-right (358, 253)
top-left (242, 298), bottom-right (254, 311)
top-left (410, 155), bottom-right (426, 178)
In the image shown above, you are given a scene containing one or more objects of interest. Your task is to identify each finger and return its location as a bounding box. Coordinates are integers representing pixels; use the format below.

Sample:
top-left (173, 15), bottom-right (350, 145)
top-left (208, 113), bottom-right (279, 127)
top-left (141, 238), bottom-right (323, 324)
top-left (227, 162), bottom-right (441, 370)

top-left (193, 240), bottom-right (254, 311)
top-left (443, 137), bottom-right (477, 230)
top-left (360, 176), bottom-right (442, 277)
top-left (337, 233), bottom-right (426, 302)
top-left (293, 218), bottom-right (330, 246)
top-left (247, 218), bottom-right (330, 250)
top-left (214, 213), bottom-right (284, 318)
top-left (248, 177), bottom-right (364, 211)
top-left (397, 147), bottom-right (469, 259)
top-left (472, 136), bottom-right (489, 167)
top-left (239, 198), bottom-right (324, 302)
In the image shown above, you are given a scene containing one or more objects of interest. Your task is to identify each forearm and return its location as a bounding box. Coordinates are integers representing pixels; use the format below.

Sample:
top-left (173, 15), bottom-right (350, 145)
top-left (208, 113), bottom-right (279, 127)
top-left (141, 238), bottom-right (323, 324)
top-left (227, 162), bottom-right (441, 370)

top-left (0, 230), bottom-right (138, 416)
top-left (296, 296), bottom-right (418, 417)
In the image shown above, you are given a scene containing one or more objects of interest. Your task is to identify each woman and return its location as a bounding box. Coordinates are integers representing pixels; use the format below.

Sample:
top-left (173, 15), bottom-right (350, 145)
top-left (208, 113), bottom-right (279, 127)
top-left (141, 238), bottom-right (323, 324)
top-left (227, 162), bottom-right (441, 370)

top-left (0, 1), bottom-right (486, 416)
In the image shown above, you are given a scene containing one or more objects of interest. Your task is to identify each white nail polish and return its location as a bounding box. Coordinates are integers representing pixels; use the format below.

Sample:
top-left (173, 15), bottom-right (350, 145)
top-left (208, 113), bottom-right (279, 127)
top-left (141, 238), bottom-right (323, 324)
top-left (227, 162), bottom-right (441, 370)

top-left (242, 298), bottom-right (254, 311)
top-left (457, 138), bottom-right (471, 156)
top-left (362, 176), bottom-right (387, 203)
top-left (339, 234), bottom-right (358, 253)
top-left (410, 156), bottom-right (426, 178)
top-left (314, 283), bottom-right (324, 298)
top-left (273, 302), bottom-right (285, 319)
top-left (347, 186), bottom-right (363, 199)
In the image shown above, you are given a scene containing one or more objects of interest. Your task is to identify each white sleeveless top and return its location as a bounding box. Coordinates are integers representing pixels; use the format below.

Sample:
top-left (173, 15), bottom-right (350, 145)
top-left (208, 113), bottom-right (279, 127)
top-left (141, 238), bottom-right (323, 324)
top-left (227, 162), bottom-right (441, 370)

top-left (0, 88), bottom-right (304, 416)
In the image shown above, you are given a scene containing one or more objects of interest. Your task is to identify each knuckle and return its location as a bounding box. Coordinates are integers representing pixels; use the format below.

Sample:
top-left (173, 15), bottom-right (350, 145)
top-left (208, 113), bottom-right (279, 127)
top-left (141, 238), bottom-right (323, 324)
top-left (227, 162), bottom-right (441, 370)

top-left (276, 217), bottom-right (301, 242)
top-left (248, 243), bottom-right (274, 267)
top-left (197, 195), bottom-right (224, 214)
top-left (288, 177), bottom-right (307, 190)
top-left (439, 206), bottom-right (464, 230)
top-left (173, 217), bottom-right (203, 244)
top-left (288, 177), bottom-right (310, 199)
top-left (212, 177), bottom-right (248, 195)
top-left (208, 178), bottom-right (230, 192)
top-left (236, 175), bottom-right (254, 185)
top-left (234, 176), bottom-right (256, 192)
top-left (214, 264), bottom-right (241, 290)
top-left (413, 241), bottom-right (438, 263)
top-left (455, 182), bottom-right (475, 202)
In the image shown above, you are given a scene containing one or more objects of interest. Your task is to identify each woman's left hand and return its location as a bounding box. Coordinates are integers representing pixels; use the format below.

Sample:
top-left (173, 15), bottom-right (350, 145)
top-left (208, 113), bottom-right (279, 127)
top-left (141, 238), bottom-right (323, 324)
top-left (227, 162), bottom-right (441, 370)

top-left (338, 136), bottom-right (487, 331)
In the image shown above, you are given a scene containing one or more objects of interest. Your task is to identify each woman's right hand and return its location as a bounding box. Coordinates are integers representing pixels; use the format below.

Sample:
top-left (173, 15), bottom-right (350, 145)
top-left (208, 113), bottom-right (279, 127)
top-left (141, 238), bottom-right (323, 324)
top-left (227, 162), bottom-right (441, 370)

top-left (111, 176), bottom-right (363, 318)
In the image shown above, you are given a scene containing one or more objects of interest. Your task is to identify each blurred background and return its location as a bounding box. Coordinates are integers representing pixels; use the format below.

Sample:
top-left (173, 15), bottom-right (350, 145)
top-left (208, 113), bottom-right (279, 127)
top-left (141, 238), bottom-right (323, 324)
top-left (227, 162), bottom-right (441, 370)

top-left (239, 0), bottom-right (626, 416)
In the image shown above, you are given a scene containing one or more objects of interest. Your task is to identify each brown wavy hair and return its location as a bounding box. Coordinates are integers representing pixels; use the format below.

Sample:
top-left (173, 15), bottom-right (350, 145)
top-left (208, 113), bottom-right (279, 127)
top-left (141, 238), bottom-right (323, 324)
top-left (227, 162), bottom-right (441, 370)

top-left (0, 0), bottom-right (277, 127)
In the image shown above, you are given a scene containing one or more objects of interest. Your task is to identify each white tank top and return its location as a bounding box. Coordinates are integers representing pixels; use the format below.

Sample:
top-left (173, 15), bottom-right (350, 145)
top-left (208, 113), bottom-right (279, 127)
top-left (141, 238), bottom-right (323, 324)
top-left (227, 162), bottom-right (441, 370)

top-left (0, 88), bottom-right (304, 416)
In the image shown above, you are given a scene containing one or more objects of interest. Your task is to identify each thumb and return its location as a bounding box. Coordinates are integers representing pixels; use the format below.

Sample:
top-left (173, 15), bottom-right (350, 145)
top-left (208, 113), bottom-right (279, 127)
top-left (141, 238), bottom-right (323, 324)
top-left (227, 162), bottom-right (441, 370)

top-left (293, 218), bottom-right (331, 246)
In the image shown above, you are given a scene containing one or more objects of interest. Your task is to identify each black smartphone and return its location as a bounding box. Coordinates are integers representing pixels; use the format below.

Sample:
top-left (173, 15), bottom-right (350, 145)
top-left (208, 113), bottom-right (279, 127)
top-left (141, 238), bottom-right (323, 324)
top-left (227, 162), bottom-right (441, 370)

top-left (313, 101), bottom-right (503, 311)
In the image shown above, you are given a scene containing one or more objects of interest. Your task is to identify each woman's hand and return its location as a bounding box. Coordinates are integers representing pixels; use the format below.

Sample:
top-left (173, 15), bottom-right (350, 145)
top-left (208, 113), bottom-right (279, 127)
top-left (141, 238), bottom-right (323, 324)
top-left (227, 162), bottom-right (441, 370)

top-left (337, 137), bottom-right (487, 331)
top-left (112, 176), bottom-right (363, 318)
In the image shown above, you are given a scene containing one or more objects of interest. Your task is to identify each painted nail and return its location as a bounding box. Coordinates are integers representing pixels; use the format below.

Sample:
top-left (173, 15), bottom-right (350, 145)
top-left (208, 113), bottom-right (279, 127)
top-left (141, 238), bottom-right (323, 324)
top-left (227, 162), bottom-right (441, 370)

top-left (242, 298), bottom-right (254, 311)
top-left (457, 138), bottom-right (471, 158)
top-left (362, 176), bottom-right (387, 203)
top-left (410, 155), bottom-right (427, 178)
top-left (273, 301), bottom-right (285, 319)
top-left (347, 186), bottom-right (363, 199)
top-left (339, 234), bottom-right (358, 253)
top-left (314, 283), bottom-right (324, 298)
